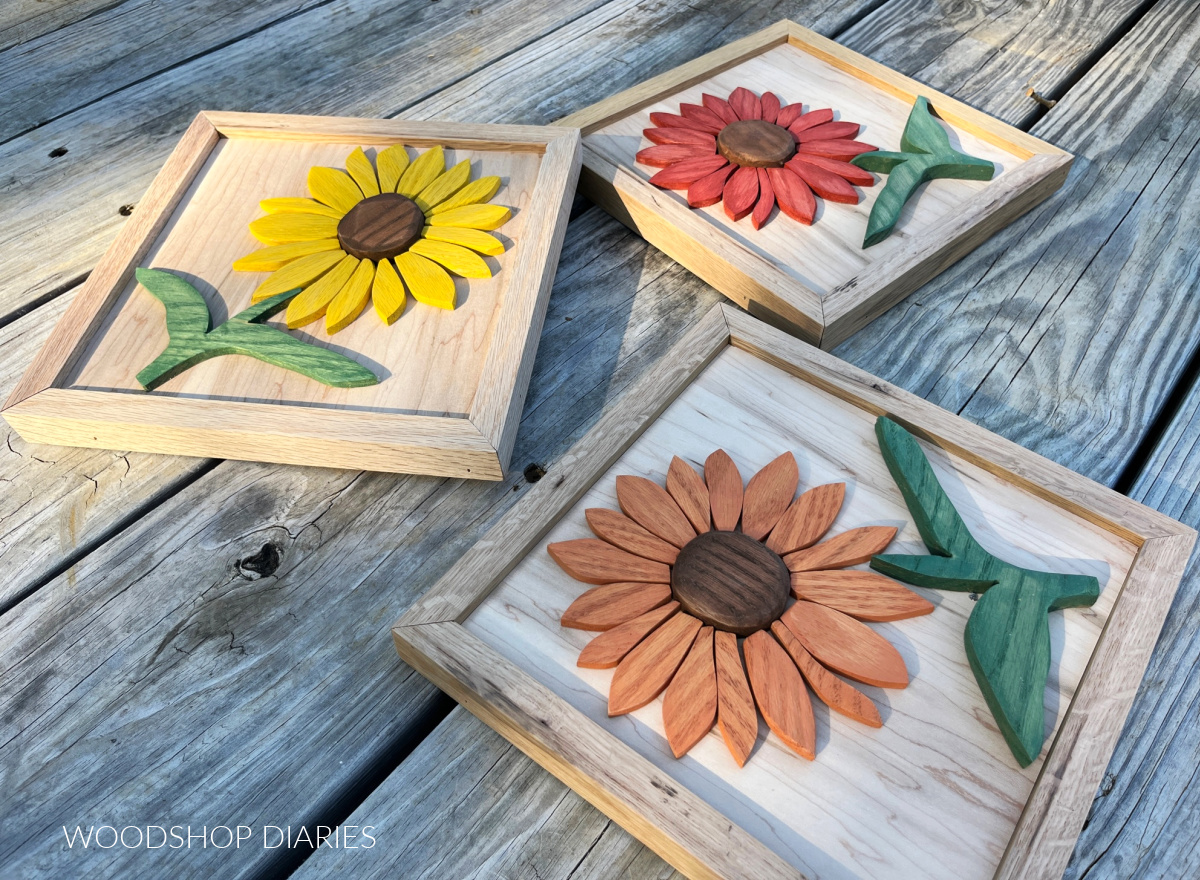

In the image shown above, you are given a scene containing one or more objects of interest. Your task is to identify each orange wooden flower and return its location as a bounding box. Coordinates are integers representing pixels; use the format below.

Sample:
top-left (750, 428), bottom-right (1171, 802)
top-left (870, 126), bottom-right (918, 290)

top-left (549, 450), bottom-right (933, 766)
top-left (636, 87), bottom-right (878, 228)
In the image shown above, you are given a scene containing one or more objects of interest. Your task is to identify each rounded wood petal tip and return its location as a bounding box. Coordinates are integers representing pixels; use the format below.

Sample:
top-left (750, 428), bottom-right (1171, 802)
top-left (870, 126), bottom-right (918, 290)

top-left (560, 582), bottom-right (672, 631)
top-left (666, 456), bottom-right (711, 534)
top-left (662, 626), bottom-right (717, 758)
top-left (766, 482), bottom-right (846, 555)
top-left (608, 613), bottom-right (702, 716)
top-left (781, 600), bottom-right (909, 689)
top-left (585, 507), bottom-right (679, 565)
top-left (714, 631), bottom-right (757, 766)
top-left (784, 525), bottom-right (898, 572)
top-left (741, 452), bottom-right (799, 540)
top-left (547, 538), bottom-right (671, 585)
top-left (772, 622), bottom-right (881, 728)
top-left (615, 475), bottom-right (696, 548)
top-left (577, 602), bottom-right (679, 670)
top-left (743, 630), bottom-right (816, 760)
top-left (704, 449), bottom-right (743, 531)
top-left (791, 570), bottom-right (935, 622)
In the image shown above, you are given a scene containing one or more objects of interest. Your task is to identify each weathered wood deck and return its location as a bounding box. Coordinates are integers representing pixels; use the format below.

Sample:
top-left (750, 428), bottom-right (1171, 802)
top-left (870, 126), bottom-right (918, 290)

top-left (1, 0), bottom-right (1198, 877)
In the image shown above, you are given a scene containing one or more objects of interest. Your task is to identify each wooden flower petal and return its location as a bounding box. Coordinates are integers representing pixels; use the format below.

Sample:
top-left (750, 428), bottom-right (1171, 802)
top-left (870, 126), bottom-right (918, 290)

top-left (728, 87), bottom-right (761, 121)
top-left (662, 626), bottom-right (717, 757)
top-left (547, 538), bottom-right (671, 584)
top-left (609, 613), bottom-right (702, 715)
top-left (234, 239), bottom-right (341, 273)
top-left (766, 482), bottom-right (845, 555)
top-left (649, 111), bottom-right (695, 129)
top-left (740, 452), bottom-right (799, 541)
top-left (775, 103), bottom-right (804, 129)
top-left (687, 164), bottom-right (735, 207)
top-left (788, 108), bottom-right (834, 135)
top-left (767, 167), bottom-right (816, 225)
top-left (771, 621), bottom-right (881, 727)
top-left (371, 258), bottom-right (407, 325)
top-left (585, 508), bottom-right (679, 564)
top-left (345, 146), bottom-right (381, 198)
top-left (649, 155), bottom-right (729, 189)
top-left (635, 144), bottom-right (714, 168)
top-left (397, 145), bottom-right (445, 197)
top-left (714, 631), bottom-right (757, 766)
top-left (797, 121), bottom-right (861, 142)
top-left (678, 103), bottom-right (727, 133)
top-left (788, 153), bottom-right (875, 187)
top-left (751, 168), bottom-right (776, 230)
top-left (786, 157), bottom-right (859, 204)
top-left (578, 603), bottom-right (679, 669)
top-left (325, 256), bottom-right (375, 334)
top-left (705, 449), bottom-right (743, 531)
top-left (743, 630), bottom-right (815, 760)
top-left (790, 570), bottom-right (935, 622)
top-left (760, 91), bottom-right (781, 124)
top-left (644, 127), bottom-right (716, 147)
top-left (249, 212), bottom-right (339, 245)
top-left (702, 93), bottom-right (740, 125)
top-left (394, 251), bottom-right (456, 310)
top-left (784, 526), bottom-right (897, 572)
top-left (781, 600), bottom-right (909, 688)
top-left (615, 475), bottom-right (696, 548)
top-left (797, 139), bottom-right (878, 161)
top-left (427, 175), bottom-right (501, 214)
top-left (723, 165), bottom-right (759, 221)
top-left (307, 165), bottom-right (363, 213)
top-left (562, 582), bottom-right (673, 631)
top-left (376, 144), bottom-right (410, 193)
top-left (666, 456), bottom-right (710, 533)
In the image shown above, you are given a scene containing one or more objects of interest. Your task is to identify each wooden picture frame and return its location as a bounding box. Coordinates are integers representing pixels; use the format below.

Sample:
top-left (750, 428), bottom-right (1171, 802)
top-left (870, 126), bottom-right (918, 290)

top-left (2, 112), bottom-right (581, 479)
top-left (557, 21), bottom-right (1072, 349)
top-left (393, 304), bottom-right (1193, 880)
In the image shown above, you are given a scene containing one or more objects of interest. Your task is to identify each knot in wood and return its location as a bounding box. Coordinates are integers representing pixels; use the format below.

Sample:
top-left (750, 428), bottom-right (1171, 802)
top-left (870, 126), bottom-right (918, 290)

top-left (337, 193), bottom-right (424, 260)
top-left (671, 530), bottom-right (790, 636)
top-left (717, 120), bottom-right (796, 168)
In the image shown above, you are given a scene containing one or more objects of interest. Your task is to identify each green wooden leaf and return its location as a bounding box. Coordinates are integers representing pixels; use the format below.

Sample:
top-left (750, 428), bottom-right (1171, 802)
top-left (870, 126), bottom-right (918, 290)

top-left (133, 268), bottom-right (378, 391)
top-left (851, 97), bottom-right (995, 248)
top-left (870, 416), bottom-right (1099, 767)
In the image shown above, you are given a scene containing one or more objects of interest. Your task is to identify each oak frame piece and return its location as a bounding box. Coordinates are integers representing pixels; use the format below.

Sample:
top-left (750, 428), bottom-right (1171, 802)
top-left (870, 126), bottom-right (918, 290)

top-left (393, 305), bottom-right (1193, 879)
top-left (2, 111), bottom-right (582, 479)
top-left (556, 21), bottom-right (1074, 349)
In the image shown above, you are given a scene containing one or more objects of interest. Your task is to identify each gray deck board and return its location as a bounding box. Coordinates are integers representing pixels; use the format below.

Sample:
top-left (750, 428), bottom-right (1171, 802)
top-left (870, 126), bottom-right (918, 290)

top-left (1, 0), bottom-right (1198, 877)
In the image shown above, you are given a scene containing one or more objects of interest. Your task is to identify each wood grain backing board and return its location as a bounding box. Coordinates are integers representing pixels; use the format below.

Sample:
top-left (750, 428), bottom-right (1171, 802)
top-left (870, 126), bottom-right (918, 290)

top-left (560, 21), bottom-right (1071, 348)
top-left (395, 306), bottom-right (1191, 880)
top-left (3, 112), bottom-right (581, 477)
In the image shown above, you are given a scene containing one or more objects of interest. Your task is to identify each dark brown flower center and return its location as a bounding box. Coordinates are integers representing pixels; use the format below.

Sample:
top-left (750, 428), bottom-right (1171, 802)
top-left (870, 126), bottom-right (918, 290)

top-left (671, 530), bottom-right (790, 636)
top-left (337, 193), bottom-right (424, 260)
top-left (717, 120), bottom-right (797, 168)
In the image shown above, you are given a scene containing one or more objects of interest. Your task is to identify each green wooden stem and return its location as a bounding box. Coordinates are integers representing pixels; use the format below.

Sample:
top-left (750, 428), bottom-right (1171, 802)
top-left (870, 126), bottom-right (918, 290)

top-left (134, 268), bottom-right (378, 391)
top-left (851, 96), bottom-right (995, 248)
top-left (870, 416), bottom-right (1099, 767)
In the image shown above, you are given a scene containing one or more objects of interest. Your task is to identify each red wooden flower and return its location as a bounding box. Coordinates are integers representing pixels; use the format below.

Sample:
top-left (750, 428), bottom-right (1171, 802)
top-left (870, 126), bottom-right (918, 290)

top-left (636, 87), bottom-right (878, 228)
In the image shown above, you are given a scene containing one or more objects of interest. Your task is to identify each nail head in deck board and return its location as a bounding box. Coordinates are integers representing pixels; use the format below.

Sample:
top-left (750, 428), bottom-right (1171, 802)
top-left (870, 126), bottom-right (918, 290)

top-left (670, 530), bottom-right (789, 636)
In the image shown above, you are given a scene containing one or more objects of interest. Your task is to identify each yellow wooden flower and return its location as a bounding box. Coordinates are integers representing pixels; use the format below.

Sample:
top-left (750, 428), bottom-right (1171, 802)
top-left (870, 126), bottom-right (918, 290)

top-left (233, 146), bottom-right (510, 333)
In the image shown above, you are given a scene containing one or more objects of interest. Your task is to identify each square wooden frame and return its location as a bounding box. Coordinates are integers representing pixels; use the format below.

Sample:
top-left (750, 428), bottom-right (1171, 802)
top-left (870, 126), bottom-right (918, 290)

top-left (557, 21), bottom-right (1073, 349)
top-left (393, 304), bottom-right (1193, 879)
top-left (2, 112), bottom-right (582, 479)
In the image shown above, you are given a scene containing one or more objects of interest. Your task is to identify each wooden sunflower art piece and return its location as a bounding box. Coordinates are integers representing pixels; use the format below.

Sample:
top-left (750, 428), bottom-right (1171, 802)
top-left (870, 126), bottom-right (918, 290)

top-left (233, 145), bottom-right (511, 333)
top-left (548, 451), bottom-right (934, 766)
top-left (637, 87), bottom-right (878, 227)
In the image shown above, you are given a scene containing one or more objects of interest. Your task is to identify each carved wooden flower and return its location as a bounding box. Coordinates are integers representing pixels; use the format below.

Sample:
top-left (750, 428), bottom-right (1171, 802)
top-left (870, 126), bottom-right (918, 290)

top-left (232, 146), bottom-right (511, 334)
top-left (636, 87), bottom-right (878, 228)
top-left (548, 451), bottom-right (933, 766)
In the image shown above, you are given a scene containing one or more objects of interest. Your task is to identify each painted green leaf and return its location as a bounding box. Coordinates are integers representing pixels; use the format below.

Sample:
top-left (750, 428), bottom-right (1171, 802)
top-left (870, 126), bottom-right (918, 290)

top-left (134, 267), bottom-right (378, 391)
top-left (870, 416), bottom-right (1099, 767)
top-left (851, 97), bottom-right (995, 248)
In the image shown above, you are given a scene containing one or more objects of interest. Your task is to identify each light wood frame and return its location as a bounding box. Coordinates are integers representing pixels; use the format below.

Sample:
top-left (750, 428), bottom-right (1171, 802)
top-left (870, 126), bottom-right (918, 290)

top-left (393, 304), bottom-right (1193, 879)
top-left (557, 21), bottom-right (1073, 349)
top-left (3, 112), bottom-right (582, 479)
